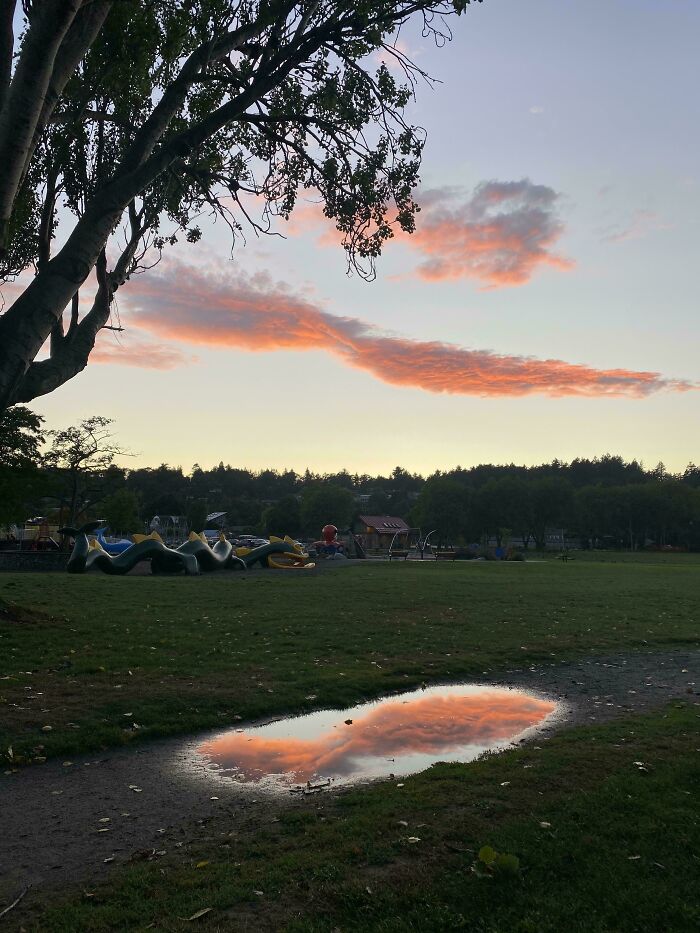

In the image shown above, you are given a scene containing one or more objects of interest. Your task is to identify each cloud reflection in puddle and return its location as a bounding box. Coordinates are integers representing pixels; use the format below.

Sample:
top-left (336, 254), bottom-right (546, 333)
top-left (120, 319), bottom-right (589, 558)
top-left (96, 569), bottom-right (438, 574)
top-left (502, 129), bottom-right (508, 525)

top-left (194, 685), bottom-right (557, 790)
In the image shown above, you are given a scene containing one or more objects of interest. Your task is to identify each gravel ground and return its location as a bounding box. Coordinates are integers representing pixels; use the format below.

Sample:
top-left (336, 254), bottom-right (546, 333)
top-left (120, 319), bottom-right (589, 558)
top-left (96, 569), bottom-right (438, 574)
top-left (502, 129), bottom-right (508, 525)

top-left (1, 647), bottom-right (698, 915)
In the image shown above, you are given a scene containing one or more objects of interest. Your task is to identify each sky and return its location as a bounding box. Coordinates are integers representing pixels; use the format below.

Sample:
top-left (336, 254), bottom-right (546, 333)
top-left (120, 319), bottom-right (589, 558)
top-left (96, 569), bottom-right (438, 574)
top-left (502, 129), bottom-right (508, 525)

top-left (23, 0), bottom-right (700, 475)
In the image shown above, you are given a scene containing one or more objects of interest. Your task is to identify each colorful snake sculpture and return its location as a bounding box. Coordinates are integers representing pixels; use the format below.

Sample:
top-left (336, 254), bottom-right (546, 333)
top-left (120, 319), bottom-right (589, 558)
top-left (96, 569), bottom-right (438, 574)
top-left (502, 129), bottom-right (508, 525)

top-left (59, 524), bottom-right (313, 575)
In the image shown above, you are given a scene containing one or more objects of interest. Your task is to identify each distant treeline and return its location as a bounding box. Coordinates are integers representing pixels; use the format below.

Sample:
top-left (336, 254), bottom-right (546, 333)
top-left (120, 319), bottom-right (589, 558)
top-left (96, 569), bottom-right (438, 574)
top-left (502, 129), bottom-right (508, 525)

top-left (10, 450), bottom-right (700, 551)
top-left (4, 411), bottom-right (698, 548)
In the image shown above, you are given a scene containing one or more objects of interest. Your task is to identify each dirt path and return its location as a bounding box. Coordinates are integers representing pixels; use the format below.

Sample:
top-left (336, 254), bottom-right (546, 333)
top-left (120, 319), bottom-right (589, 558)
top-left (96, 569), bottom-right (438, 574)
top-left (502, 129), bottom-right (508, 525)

top-left (1, 648), bottom-right (697, 915)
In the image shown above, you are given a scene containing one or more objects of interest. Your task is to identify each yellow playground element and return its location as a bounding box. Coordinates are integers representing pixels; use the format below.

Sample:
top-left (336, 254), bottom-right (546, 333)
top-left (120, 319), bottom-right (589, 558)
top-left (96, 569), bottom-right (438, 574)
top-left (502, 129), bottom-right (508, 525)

top-left (266, 535), bottom-right (315, 570)
top-left (122, 530), bottom-right (314, 570)
top-left (132, 531), bottom-right (164, 544)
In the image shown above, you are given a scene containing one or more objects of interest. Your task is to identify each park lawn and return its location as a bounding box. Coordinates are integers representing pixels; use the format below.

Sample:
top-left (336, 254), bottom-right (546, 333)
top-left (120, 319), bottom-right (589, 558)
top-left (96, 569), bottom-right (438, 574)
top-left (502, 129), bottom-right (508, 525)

top-left (25, 701), bottom-right (700, 932)
top-left (1, 560), bottom-right (699, 763)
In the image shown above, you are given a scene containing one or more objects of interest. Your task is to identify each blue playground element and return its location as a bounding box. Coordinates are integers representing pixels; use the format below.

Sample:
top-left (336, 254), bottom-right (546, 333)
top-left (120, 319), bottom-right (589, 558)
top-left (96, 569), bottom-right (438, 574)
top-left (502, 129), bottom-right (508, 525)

top-left (96, 528), bottom-right (133, 555)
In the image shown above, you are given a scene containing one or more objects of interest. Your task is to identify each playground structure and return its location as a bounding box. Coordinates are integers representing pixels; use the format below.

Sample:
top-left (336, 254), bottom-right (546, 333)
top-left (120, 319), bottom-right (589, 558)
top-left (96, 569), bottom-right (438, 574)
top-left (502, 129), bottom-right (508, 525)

top-left (0, 518), bottom-right (60, 551)
top-left (59, 524), bottom-right (314, 575)
top-left (96, 528), bottom-right (133, 555)
top-left (314, 524), bottom-right (345, 558)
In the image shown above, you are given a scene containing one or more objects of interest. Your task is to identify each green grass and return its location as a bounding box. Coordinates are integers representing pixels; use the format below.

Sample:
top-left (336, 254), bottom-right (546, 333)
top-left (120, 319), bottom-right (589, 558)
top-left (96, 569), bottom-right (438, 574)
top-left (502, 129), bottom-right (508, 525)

top-left (539, 549), bottom-right (700, 565)
top-left (1, 560), bottom-right (699, 763)
top-left (26, 702), bottom-right (700, 932)
top-left (4, 559), bottom-right (700, 931)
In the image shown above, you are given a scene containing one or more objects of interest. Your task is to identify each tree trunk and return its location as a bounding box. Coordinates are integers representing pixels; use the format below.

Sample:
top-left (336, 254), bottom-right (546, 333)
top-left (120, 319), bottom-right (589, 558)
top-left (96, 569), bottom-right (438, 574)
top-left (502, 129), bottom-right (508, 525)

top-left (0, 0), bottom-right (82, 253)
top-left (0, 193), bottom-right (124, 408)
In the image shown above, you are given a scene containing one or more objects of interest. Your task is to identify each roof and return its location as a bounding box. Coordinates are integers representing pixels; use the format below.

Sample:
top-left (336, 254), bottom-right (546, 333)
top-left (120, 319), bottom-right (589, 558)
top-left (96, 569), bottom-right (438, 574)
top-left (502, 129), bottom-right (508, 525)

top-left (206, 511), bottom-right (227, 522)
top-left (358, 515), bottom-right (410, 534)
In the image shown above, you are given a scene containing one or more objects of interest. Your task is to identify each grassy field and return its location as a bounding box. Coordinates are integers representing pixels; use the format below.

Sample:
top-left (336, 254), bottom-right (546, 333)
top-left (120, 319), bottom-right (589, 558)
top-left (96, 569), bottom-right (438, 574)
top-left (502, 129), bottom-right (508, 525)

top-left (2, 558), bottom-right (700, 930)
top-left (1, 559), bottom-right (699, 763)
top-left (0, 555), bottom-right (700, 933)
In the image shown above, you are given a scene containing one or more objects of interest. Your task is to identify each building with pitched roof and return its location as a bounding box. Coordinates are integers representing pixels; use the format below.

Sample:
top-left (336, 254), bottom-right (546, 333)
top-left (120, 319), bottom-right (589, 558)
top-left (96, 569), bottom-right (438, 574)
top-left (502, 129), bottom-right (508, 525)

top-left (356, 515), bottom-right (410, 551)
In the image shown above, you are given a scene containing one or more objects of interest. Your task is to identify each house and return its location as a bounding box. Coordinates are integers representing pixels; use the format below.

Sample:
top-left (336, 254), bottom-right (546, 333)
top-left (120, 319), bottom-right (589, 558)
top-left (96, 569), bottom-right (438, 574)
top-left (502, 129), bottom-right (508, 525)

top-left (356, 515), bottom-right (410, 551)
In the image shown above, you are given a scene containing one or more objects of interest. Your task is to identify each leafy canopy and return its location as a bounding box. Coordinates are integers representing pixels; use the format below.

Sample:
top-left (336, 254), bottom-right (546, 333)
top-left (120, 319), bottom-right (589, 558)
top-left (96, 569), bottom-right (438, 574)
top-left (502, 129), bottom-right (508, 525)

top-left (4, 1), bottom-right (482, 281)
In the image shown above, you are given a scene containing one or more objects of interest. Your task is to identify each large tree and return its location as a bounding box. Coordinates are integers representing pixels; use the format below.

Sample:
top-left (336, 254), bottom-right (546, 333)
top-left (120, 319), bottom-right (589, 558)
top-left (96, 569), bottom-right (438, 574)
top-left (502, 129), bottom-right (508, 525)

top-left (0, 404), bottom-right (44, 524)
top-left (300, 482), bottom-right (354, 536)
top-left (411, 474), bottom-right (470, 547)
top-left (0, 0), bottom-right (480, 412)
top-left (44, 414), bottom-right (127, 525)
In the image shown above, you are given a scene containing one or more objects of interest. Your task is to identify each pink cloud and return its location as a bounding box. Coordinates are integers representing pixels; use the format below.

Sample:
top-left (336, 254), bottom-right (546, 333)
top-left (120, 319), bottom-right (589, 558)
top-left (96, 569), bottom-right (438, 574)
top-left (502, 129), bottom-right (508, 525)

top-left (286, 180), bottom-right (573, 288)
top-left (409, 181), bottom-right (573, 287)
top-left (116, 262), bottom-right (693, 398)
top-left (199, 691), bottom-right (556, 783)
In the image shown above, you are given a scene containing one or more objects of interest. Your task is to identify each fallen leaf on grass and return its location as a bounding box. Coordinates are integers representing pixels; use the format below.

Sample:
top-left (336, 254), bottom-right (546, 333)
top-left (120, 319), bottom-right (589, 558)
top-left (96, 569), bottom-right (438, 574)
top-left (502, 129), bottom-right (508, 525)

top-left (195, 860), bottom-right (209, 869)
top-left (188, 908), bottom-right (213, 921)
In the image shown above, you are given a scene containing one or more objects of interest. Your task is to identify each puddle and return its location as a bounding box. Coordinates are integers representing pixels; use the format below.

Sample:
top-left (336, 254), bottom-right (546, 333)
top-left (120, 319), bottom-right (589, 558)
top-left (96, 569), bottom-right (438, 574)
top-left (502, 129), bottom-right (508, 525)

top-left (192, 685), bottom-right (558, 792)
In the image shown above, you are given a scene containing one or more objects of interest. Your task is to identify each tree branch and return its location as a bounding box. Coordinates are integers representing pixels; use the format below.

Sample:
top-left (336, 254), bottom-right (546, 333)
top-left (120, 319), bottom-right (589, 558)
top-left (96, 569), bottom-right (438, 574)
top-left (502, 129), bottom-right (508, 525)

top-left (0, 0), bottom-right (84, 254)
top-left (119, 17), bottom-right (270, 176)
top-left (20, 0), bottom-right (113, 188)
top-left (0, 0), bottom-right (15, 115)
top-left (38, 167), bottom-right (59, 270)
top-left (13, 251), bottom-right (110, 402)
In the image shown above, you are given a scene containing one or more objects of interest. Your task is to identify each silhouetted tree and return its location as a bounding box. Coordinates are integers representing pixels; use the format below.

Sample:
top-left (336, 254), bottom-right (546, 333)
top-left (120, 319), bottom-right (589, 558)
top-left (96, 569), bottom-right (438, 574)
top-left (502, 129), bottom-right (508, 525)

top-left (301, 484), bottom-right (354, 537)
top-left (263, 495), bottom-right (301, 537)
top-left (44, 415), bottom-right (127, 526)
top-left (529, 476), bottom-right (573, 550)
top-left (412, 476), bottom-right (470, 547)
top-left (0, 1), bottom-right (482, 411)
top-left (0, 405), bottom-right (44, 524)
top-left (103, 489), bottom-right (141, 536)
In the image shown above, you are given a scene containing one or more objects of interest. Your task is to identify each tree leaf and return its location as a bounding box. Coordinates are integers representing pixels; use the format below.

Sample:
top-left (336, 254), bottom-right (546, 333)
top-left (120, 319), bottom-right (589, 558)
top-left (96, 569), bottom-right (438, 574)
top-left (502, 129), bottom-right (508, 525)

top-left (495, 853), bottom-right (521, 876)
top-left (478, 846), bottom-right (497, 865)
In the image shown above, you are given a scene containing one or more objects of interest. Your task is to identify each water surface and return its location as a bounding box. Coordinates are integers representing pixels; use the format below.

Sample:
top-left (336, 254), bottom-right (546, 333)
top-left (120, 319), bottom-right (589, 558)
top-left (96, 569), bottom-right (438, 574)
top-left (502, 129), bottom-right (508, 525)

top-left (193, 684), bottom-right (557, 791)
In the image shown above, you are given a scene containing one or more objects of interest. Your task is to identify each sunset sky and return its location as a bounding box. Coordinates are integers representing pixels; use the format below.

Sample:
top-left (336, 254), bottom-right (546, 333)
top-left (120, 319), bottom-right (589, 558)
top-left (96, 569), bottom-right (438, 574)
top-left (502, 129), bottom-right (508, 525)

top-left (27, 0), bottom-right (700, 475)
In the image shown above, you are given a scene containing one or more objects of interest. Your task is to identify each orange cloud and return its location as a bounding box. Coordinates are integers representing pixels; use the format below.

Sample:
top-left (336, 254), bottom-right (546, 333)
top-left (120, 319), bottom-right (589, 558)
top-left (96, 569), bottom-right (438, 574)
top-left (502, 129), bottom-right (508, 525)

top-left (287, 180), bottom-right (573, 288)
top-left (118, 262), bottom-right (693, 398)
top-left (198, 690), bottom-right (556, 783)
top-left (407, 181), bottom-right (573, 286)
